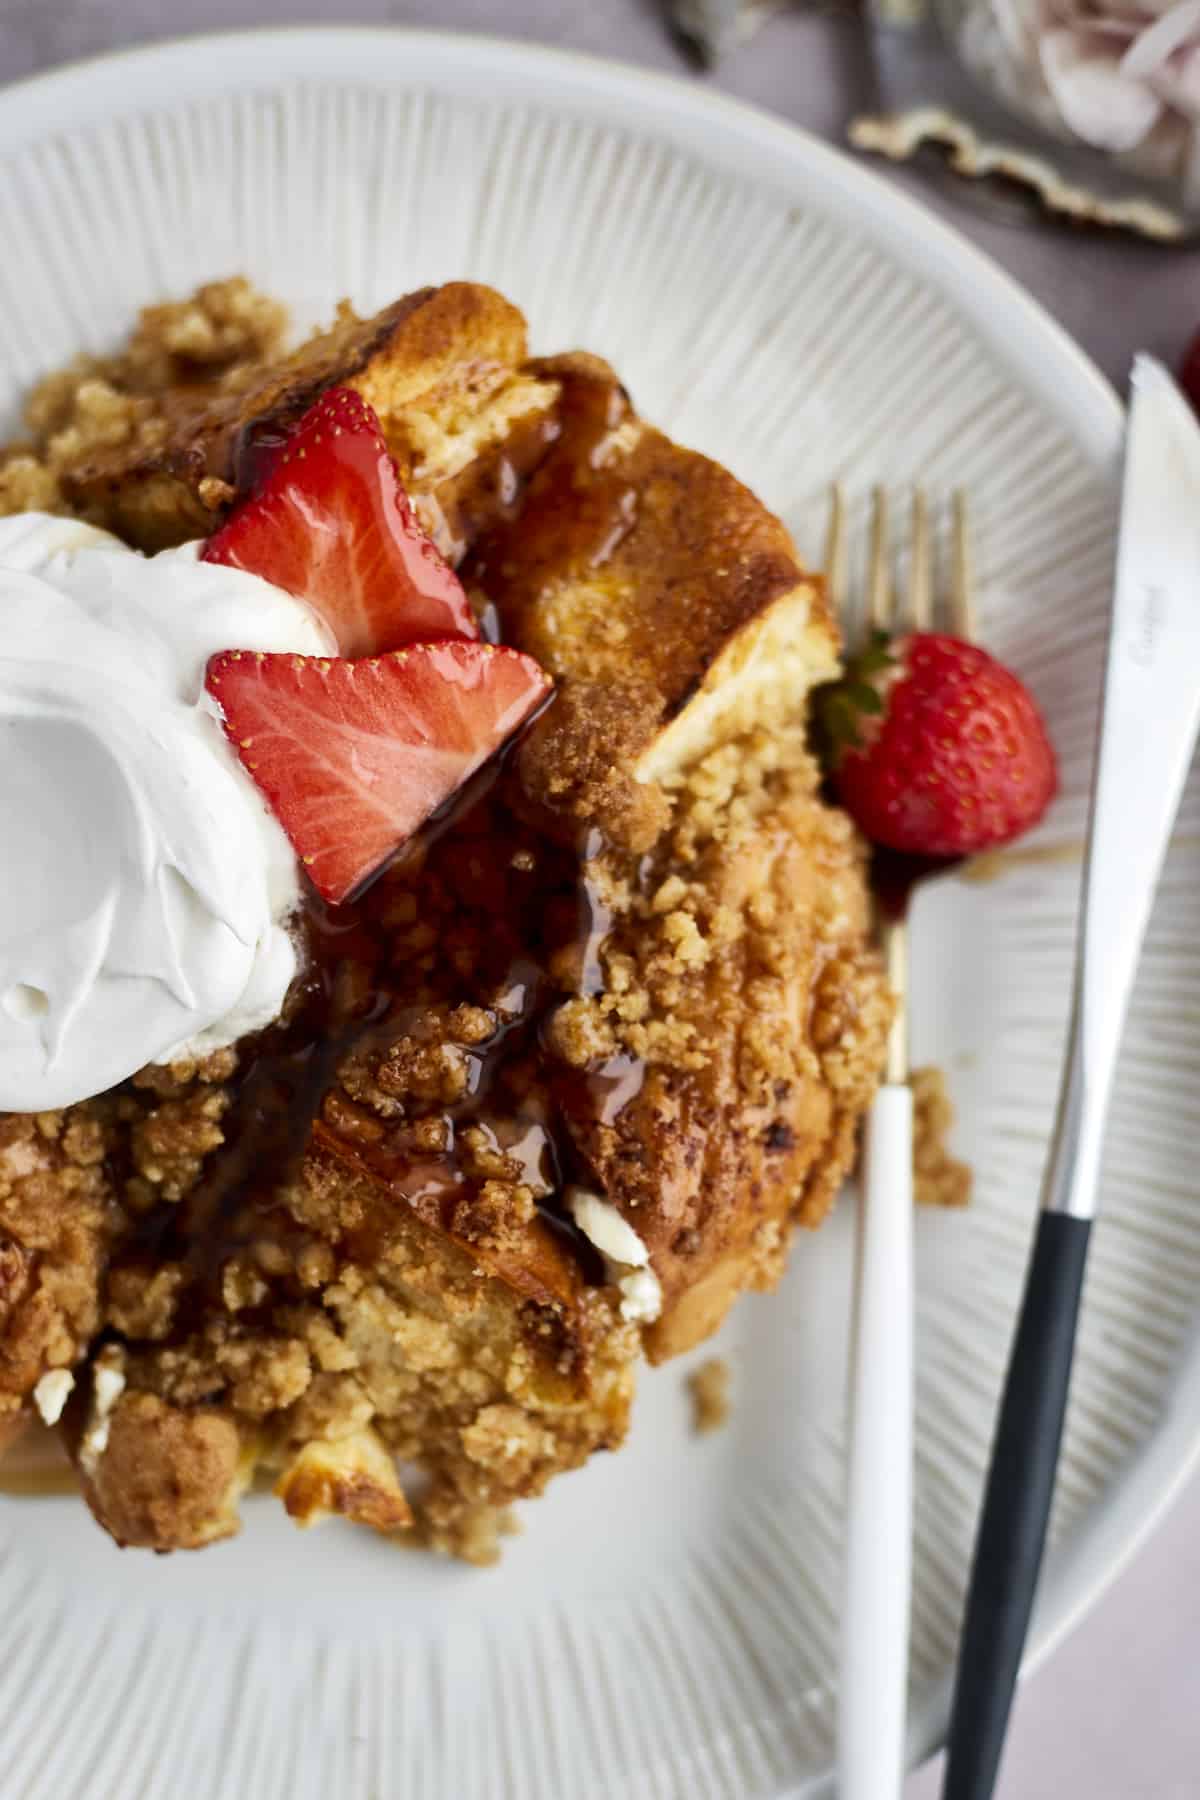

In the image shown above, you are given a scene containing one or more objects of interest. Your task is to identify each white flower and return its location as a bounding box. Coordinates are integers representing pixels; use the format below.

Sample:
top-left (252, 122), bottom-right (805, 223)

top-left (962, 0), bottom-right (1200, 192)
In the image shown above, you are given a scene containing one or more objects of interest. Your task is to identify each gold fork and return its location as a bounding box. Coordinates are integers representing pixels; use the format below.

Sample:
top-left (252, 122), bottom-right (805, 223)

top-left (827, 486), bottom-right (975, 1800)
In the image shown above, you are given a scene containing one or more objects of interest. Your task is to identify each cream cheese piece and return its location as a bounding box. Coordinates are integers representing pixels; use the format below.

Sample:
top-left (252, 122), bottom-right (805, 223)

top-left (566, 1185), bottom-right (663, 1323)
top-left (78, 1349), bottom-right (127, 1478)
top-left (33, 1368), bottom-right (75, 1427)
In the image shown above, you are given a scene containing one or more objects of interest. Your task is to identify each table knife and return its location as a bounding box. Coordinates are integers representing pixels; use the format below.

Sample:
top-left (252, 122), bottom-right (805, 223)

top-left (941, 355), bottom-right (1200, 1799)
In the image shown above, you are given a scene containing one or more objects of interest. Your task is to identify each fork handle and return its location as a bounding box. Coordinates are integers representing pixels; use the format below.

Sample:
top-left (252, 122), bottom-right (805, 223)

top-left (941, 1210), bottom-right (1092, 1800)
top-left (839, 1082), bottom-right (913, 1800)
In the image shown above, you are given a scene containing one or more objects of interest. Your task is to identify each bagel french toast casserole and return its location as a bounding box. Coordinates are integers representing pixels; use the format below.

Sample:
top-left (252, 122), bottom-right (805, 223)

top-left (0, 278), bottom-right (890, 1562)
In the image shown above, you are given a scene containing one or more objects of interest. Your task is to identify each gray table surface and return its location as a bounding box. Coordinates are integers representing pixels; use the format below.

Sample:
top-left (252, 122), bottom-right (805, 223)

top-left (2, 2), bottom-right (1197, 1795)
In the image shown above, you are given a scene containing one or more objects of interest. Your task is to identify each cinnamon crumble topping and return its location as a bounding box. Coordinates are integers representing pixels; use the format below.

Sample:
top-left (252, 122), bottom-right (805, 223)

top-left (0, 278), bottom-right (891, 1559)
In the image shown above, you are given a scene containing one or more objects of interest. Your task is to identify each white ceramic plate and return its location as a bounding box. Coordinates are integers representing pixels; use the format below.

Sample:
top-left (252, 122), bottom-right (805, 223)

top-left (1, 29), bottom-right (1196, 1800)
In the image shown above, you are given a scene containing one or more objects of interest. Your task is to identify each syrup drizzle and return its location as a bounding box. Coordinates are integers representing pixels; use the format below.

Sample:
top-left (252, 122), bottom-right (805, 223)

top-left (585, 1053), bottom-right (646, 1128)
top-left (131, 768), bottom-right (619, 1311)
top-left (123, 361), bottom-right (651, 1315)
top-left (465, 361), bottom-right (640, 635)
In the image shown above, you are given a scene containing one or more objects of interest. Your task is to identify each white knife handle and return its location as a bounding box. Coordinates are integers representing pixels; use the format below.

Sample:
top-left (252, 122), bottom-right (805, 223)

top-left (839, 1082), bottom-right (914, 1800)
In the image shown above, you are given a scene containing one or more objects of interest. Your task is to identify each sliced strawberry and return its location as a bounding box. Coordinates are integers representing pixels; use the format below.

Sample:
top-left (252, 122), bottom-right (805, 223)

top-left (203, 387), bottom-right (477, 656)
top-left (206, 642), bottom-right (552, 904)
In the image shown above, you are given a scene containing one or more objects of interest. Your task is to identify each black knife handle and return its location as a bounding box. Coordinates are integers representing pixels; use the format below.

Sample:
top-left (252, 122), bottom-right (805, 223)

top-left (941, 1209), bottom-right (1093, 1800)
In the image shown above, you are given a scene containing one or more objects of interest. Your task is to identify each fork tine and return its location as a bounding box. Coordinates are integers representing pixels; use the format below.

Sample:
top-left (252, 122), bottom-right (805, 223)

top-left (951, 489), bottom-right (977, 643)
top-left (908, 488), bottom-right (932, 632)
top-left (824, 481), bottom-right (848, 620)
top-left (868, 487), bottom-right (892, 632)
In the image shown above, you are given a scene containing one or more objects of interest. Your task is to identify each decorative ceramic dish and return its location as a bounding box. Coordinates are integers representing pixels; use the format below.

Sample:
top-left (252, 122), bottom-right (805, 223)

top-left (2, 28), bottom-right (1196, 1800)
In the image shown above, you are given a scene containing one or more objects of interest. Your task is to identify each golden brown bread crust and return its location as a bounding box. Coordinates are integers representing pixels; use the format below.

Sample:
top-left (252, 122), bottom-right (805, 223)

top-left (471, 353), bottom-right (840, 821)
top-left (61, 288), bottom-right (441, 540)
top-left (51, 283), bottom-right (558, 556)
top-left (487, 354), bottom-right (819, 687)
top-left (275, 1429), bottom-right (413, 1534)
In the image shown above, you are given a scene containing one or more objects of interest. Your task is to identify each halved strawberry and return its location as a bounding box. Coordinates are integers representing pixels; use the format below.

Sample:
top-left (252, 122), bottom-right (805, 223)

top-left (202, 388), bottom-right (477, 656)
top-left (206, 642), bottom-right (552, 904)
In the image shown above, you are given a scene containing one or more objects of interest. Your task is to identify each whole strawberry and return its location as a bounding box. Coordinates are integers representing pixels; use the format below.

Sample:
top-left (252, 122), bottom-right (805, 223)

top-left (824, 632), bottom-right (1057, 858)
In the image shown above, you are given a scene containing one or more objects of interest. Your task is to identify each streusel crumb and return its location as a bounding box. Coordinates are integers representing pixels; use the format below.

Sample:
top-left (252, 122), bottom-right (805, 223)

top-left (688, 1357), bottom-right (732, 1435)
top-left (912, 1066), bottom-right (973, 1208)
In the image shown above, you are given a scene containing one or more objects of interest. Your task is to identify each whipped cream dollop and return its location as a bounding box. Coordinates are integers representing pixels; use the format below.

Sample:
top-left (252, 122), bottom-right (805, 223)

top-left (0, 513), bottom-right (334, 1113)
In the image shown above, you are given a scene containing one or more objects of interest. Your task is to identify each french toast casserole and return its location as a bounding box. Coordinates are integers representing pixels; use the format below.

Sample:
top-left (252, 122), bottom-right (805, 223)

top-left (0, 278), bottom-right (890, 1561)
